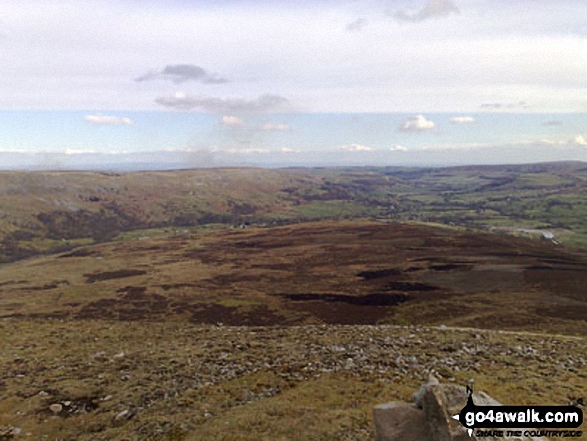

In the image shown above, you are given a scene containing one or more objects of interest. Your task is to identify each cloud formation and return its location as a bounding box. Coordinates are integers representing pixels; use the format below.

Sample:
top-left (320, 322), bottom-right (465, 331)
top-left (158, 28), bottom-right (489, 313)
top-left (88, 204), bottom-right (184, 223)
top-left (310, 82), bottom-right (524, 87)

top-left (64, 149), bottom-right (97, 155)
top-left (259, 122), bottom-right (289, 131)
top-left (393, 0), bottom-right (459, 23)
top-left (480, 101), bottom-right (529, 110)
top-left (155, 93), bottom-right (290, 114)
top-left (83, 115), bottom-right (134, 125)
top-left (136, 64), bottom-right (228, 84)
top-left (450, 116), bottom-right (476, 124)
top-left (390, 145), bottom-right (409, 151)
top-left (339, 144), bottom-right (376, 152)
top-left (221, 116), bottom-right (244, 127)
top-left (572, 135), bottom-right (587, 146)
top-left (526, 135), bottom-right (587, 148)
top-left (345, 18), bottom-right (367, 32)
top-left (399, 115), bottom-right (436, 132)
top-left (541, 120), bottom-right (563, 127)
top-left (222, 148), bottom-right (270, 154)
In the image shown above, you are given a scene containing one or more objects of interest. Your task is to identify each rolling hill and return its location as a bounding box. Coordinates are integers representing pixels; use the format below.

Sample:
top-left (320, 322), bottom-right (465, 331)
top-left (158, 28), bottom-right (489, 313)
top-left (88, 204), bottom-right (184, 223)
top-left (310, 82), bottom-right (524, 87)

top-left (1, 162), bottom-right (587, 265)
top-left (1, 221), bottom-right (585, 335)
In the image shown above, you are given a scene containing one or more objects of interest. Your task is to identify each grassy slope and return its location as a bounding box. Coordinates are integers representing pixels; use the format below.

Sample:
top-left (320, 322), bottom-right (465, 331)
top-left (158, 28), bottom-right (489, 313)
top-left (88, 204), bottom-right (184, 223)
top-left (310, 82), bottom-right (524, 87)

top-left (1, 321), bottom-right (585, 440)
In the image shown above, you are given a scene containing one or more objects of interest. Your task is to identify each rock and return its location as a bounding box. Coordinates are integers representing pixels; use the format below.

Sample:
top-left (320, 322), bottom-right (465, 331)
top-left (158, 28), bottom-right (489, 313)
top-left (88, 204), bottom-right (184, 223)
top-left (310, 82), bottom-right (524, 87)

top-left (49, 403), bottom-right (63, 414)
top-left (375, 380), bottom-right (549, 441)
top-left (373, 402), bottom-right (431, 441)
top-left (421, 385), bottom-right (453, 441)
top-left (414, 375), bottom-right (440, 409)
top-left (115, 409), bottom-right (130, 421)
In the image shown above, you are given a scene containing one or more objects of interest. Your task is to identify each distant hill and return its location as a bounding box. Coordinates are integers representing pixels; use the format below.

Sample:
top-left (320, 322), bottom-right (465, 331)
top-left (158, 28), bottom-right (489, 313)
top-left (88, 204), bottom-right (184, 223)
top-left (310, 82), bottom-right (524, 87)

top-left (1, 162), bottom-right (587, 263)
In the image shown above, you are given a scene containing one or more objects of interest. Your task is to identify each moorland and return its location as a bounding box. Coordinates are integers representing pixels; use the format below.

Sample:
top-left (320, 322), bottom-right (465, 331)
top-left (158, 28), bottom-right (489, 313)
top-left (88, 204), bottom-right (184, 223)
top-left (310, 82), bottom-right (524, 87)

top-left (0, 162), bottom-right (586, 440)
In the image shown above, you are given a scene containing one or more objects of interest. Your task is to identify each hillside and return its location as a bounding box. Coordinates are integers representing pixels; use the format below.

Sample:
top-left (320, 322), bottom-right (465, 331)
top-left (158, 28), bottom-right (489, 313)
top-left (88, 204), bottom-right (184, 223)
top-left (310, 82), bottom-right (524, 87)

top-left (1, 165), bottom-right (587, 440)
top-left (1, 162), bottom-right (587, 263)
top-left (1, 221), bottom-right (586, 335)
top-left (1, 321), bottom-right (585, 440)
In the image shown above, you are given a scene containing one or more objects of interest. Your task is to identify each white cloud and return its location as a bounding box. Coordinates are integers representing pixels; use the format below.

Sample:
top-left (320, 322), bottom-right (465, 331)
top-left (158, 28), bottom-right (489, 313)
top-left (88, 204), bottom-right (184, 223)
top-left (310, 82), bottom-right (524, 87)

top-left (572, 135), bottom-right (587, 146)
top-left (399, 115), bottom-right (436, 132)
top-left (536, 139), bottom-right (566, 147)
top-left (281, 147), bottom-right (301, 153)
top-left (393, 0), bottom-right (459, 23)
top-left (222, 148), bottom-right (270, 154)
top-left (339, 144), bottom-right (376, 152)
top-left (1, 1), bottom-right (587, 114)
top-left (390, 145), bottom-right (409, 151)
top-left (536, 135), bottom-right (587, 147)
top-left (450, 116), bottom-right (476, 124)
top-left (480, 101), bottom-right (529, 110)
top-left (64, 149), bottom-right (97, 155)
top-left (259, 122), bottom-right (289, 131)
top-left (83, 115), bottom-right (134, 125)
top-left (221, 116), bottom-right (244, 127)
top-left (155, 93), bottom-right (290, 113)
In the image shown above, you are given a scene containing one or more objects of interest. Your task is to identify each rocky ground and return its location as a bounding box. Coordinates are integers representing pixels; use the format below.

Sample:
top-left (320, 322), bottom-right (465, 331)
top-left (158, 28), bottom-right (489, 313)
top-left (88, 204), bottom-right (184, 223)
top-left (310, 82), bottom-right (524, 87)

top-left (1, 320), bottom-right (585, 440)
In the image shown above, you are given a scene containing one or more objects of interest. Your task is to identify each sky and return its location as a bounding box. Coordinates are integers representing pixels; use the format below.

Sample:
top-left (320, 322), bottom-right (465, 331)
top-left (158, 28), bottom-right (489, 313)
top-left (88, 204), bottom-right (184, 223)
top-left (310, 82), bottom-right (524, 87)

top-left (0, 0), bottom-right (586, 169)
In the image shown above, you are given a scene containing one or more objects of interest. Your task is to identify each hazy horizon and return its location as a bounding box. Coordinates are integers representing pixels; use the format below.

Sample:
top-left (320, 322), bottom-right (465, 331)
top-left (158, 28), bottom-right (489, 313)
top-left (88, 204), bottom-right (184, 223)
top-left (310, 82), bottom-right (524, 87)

top-left (1, 0), bottom-right (586, 169)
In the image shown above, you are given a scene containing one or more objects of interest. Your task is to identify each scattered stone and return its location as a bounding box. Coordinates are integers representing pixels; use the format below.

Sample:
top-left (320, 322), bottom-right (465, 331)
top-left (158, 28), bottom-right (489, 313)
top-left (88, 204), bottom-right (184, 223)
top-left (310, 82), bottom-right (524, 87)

top-left (49, 403), bottom-right (63, 414)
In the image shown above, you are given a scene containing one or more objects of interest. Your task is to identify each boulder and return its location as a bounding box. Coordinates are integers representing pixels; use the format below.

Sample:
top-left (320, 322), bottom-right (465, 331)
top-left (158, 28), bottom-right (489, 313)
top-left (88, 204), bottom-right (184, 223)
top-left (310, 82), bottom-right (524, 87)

top-left (374, 379), bottom-right (549, 441)
top-left (373, 402), bottom-right (430, 441)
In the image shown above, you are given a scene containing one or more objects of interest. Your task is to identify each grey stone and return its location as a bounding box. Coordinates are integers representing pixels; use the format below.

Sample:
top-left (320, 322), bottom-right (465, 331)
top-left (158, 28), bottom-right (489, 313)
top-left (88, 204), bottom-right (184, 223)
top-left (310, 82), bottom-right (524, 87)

top-left (115, 409), bottom-right (129, 421)
top-left (375, 380), bottom-right (549, 441)
top-left (373, 402), bottom-right (431, 441)
top-left (414, 375), bottom-right (440, 409)
top-left (49, 403), bottom-right (62, 414)
top-left (422, 385), bottom-right (452, 441)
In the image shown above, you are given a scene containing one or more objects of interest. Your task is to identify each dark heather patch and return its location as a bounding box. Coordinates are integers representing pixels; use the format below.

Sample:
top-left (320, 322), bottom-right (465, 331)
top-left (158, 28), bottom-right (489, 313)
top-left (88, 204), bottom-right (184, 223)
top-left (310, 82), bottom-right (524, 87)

top-left (356, 268), bottom-right (402, 280)
top-left (384, 281), bottom-right (439, 292)
top-left (283, 293), bottom-right (408, 306)
top-left (85, 269), bottom-right (147, 283)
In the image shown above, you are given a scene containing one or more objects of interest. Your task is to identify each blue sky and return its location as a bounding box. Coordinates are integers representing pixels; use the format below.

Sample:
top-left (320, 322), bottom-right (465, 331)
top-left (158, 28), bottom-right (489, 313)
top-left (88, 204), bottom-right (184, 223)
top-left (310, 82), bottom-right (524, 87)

top-left (0, 0), bottom-right (586, 168)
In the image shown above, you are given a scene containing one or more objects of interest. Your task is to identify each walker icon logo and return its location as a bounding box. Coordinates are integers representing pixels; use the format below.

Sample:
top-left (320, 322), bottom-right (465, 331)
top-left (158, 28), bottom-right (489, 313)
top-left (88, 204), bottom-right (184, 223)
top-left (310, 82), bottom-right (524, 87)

top-left (451, 386), bottom-right (584, 438)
